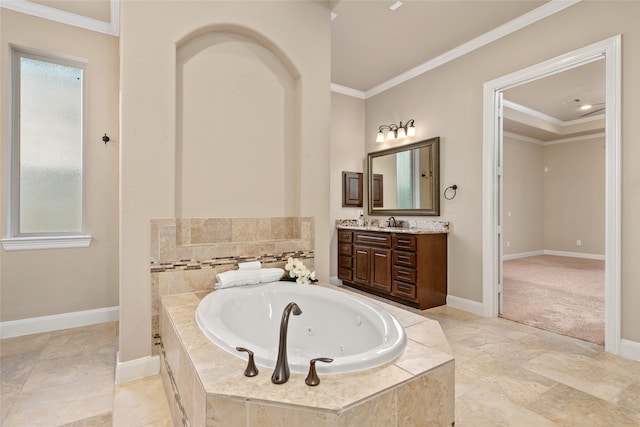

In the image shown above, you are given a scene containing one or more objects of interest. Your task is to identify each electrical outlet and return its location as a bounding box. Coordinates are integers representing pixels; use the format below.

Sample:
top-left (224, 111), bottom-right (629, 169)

top-left (576, 240), bottom-right (582, 246)
top-left (506, 241), bottom-right (511, 248)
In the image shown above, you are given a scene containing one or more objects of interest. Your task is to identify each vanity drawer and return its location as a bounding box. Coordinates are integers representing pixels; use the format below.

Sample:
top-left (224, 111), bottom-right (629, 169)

top-left (338, 267), bottom-right (352, 282)
top-left (393, 265), bottom-right (416, 284)
top-left (338, 230), bottom-right (353, 243)
top-left (354, 232), bottom-right (392, 248)
top-left (338, 255), bottom-right (353, 269)
top-left (392, 280), bottom-right (416, 300)
top-left (393, 234), bottom-right (416, 252)
top-left (339, 243), bottom-right (353, 256)
top-left (393, 250), bottom-right (416, 267)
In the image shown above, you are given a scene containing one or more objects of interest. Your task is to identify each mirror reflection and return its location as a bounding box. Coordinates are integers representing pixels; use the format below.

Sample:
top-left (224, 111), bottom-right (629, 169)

top-left (368, 137), bottom-right (440, 216)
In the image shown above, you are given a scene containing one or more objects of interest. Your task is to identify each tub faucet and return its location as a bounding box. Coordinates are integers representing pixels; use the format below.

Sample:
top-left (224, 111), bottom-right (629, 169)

top-left (271, 302), bottom-right (302, 384)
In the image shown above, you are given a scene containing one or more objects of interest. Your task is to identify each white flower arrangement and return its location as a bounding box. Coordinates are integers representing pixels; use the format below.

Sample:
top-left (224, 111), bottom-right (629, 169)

top-left (283, 257), bottom-right (317, 284)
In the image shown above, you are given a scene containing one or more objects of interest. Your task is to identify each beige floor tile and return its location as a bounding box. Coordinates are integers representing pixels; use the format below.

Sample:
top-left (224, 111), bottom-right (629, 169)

top-left (457, 353), bottom-right (556, 406)
top-left (2, 373), bottom-right (114, 427)
top-left (527, 383), bottom-right (640, 426)
top-left (524, 352), bottom-right (633, 402)
top-left (112, 374), bottom-right (172, 427)
top-left (21, 350), bottom-right (116, 393)
top-left (0, 332), bottom-right (51, 357)
top-left (455, 387), bottom-right (556, 427)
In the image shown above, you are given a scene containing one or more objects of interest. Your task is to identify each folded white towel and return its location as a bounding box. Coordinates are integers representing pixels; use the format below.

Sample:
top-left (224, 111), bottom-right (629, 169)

top-left (238, 261), bottom-right (261, 270)
top-left (215, 270), bottom-right (261, 289)
top-left (260, 268), bottom-right (285, 283)
top-left (214, 268), bottom-right (285, 289)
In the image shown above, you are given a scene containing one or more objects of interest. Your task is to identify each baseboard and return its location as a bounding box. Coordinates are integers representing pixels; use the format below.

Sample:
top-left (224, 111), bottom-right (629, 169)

top-left (0, 306), bottom-right (119, 339)
top-left (503, 250), bottom-right (544, 261)
top-left (446, 295), bottom-right (484, 316)
top-left (328, 276), bottom-right (342, 286)
top-left (503, 250), bottom-right (604, 261)
top-left (543, 250), bottom-right (605, 260)
top-left (621, 339), bottom-right (640, 362)
top-left (115, 352), bottom-right (160, 384)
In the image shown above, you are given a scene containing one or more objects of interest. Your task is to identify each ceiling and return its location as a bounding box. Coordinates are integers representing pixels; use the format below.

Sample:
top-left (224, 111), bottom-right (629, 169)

top-left (330, 0), bottom-right (605, 143)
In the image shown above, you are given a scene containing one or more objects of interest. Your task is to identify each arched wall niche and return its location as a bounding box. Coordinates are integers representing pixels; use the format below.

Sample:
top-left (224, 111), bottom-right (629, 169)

top-left (175, 24), bottom-right (301, 218)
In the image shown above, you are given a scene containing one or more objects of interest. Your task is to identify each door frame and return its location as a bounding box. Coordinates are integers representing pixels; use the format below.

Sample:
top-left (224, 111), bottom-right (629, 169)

top-left (482, 35), bottom-right (621, 354)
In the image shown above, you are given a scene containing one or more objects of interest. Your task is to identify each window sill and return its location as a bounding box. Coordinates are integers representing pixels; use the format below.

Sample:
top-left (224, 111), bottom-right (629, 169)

top-left (1, 235), bottom-right (92, 251)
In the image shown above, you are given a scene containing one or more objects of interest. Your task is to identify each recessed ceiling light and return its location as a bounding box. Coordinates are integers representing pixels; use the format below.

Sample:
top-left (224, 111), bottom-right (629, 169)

top-left (579, 104), bottom-right (593, 110)
top-left (390, 1), bottom-right (403, 11)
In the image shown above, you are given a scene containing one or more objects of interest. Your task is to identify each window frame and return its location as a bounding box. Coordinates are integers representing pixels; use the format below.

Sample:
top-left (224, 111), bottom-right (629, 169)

top-left (2, 46), bottom-right (91, 251)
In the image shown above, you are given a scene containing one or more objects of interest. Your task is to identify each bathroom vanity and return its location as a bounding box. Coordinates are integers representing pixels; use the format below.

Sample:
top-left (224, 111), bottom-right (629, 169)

top-left (337, 224), bottom-right (447, 310)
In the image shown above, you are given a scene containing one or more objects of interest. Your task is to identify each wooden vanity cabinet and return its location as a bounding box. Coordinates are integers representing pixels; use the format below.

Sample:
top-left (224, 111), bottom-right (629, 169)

top-left (337, 230), bottom-right (354, 282)
top-left (338, 228), bottom-right (447, 310)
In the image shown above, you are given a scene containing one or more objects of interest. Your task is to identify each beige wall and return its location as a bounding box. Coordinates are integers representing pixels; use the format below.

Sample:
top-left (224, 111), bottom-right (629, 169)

top-left (363, 1), bottom-right (640, 342)
top-left (503, 136), bottom-right (605, 257)
top-left (119, 1), bottom-right (331, 362)
top-left (176, 32), bottom-right (298, 217)
top-left (543, 138), bottom-right (605, 255)
top-left (503, 137), bottom-right (544, 256)
top-left (0, 9), bottom-right (119, 321)
top-left (329, 93), bottom-right (365, 276)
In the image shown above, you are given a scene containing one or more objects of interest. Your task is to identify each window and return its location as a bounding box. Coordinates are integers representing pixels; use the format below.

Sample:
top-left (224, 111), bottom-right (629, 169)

top-left (3, 47), bottom-right (90, 250)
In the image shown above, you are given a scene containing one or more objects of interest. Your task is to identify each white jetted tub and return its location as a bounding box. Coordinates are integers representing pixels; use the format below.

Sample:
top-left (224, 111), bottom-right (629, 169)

top-left (195, 281), bottom-right (407, 374)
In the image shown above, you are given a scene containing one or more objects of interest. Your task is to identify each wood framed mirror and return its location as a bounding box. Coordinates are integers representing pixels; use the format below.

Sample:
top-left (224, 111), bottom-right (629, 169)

top-left (367, 137), bottom-right (440, 216)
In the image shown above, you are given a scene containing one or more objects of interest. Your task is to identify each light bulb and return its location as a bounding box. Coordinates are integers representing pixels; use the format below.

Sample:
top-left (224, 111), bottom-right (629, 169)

top-left (376, 131), bottom-right (385, 142)
top-left (397, 127), bottom-right (406, 138)
top-left (387, 129), bottom-right (396, 140)
top-left (407, 124), bottom-right (416, 137)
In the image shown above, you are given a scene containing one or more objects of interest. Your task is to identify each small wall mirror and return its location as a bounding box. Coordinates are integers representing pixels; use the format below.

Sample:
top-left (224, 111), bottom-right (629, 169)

top-left (368, 137), bottom-right (440, 216)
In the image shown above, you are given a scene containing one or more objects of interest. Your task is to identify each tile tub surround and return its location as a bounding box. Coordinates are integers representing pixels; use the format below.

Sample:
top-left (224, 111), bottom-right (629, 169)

top-left (160, 285), bottom-right (455, 427)
top-left (150, 216), bottom-right (315, 356)
top-left (151, 217), bottom-right (314, 265)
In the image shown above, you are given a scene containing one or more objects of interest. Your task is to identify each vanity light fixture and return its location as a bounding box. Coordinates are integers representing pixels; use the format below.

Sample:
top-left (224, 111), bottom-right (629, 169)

top-left (376, 119), bottom-right (415, 142)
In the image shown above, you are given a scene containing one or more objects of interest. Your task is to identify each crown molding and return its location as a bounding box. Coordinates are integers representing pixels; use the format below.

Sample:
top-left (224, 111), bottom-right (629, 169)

top-left (503, 131), bottom-right (544, 145)
top-left (0, 0), bottom-right (119, 36)
top-left (330, 83), bottom-right (366, 99)
top-left (543, 131), bottom-right (605, 145)
top-left (332, 0), bottom-right (581, 99)
top-left (503, 99), bottom-right (564, 126)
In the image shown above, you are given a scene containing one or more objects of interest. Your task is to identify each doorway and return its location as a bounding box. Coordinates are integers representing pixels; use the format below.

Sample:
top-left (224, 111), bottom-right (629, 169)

top-left (482, 36), bottom-right (621, 354)
top-left (499, 62), bottom-right (606, 344)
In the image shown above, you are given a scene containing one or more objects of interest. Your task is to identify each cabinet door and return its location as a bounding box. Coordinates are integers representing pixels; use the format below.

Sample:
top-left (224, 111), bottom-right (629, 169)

top-left (353, 246), bottom-right (371, 286)
top-left (370, 248), bottom-right (392, 292)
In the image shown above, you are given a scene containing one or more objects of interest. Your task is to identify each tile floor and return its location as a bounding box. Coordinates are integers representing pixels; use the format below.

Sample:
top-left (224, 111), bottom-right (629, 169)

top-left (1, 305), bottom-right (639, 426)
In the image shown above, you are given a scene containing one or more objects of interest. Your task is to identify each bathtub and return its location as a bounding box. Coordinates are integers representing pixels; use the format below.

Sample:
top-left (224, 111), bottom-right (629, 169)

top-left (195, 281), bottom-right (407, 374)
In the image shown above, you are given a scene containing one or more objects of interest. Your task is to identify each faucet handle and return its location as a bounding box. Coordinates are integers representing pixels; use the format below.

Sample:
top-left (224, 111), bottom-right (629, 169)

top-left (305, 357), bottom-right (334, 386)
top-left (236, 347), bottom-right (259, 377)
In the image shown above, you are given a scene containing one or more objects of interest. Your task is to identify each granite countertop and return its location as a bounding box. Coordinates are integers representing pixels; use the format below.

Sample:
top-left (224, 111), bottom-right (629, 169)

top-left (336, 219), bottom-right (449, 234)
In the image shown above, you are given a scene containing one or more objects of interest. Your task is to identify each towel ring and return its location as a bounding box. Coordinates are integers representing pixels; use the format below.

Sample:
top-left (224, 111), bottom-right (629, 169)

top-left (444, 184), bottom-right (458, 200)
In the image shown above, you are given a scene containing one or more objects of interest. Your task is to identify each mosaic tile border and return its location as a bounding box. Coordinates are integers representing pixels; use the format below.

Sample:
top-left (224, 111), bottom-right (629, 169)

top-left (150, 250), bottom-right (315, 273)
top-left (151, 217), bottom-right (314, 265)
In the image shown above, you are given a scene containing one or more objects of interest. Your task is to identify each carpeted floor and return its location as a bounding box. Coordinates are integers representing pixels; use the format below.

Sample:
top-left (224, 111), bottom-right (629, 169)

top-left (501, 255), bottom-right (605, 345)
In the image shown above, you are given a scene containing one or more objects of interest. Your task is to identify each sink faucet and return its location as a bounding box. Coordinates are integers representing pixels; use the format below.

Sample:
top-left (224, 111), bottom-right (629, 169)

top-left (388, 216), bottom-right (398, 227)
top-left (271, 302), bottom-right (302, 384)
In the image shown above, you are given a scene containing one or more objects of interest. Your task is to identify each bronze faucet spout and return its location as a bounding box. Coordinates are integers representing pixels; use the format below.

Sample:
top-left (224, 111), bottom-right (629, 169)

top-left (271, 302), bottom-right (302, 384)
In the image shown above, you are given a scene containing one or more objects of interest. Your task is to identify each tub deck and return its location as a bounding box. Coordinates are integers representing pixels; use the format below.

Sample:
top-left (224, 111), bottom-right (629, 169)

top-left (160, 283), bottom-right (455, 426)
